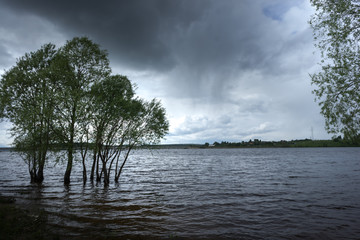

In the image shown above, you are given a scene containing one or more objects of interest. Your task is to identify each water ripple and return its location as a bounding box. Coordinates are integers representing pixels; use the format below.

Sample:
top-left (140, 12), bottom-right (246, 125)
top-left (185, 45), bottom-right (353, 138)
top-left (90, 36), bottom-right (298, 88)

top-left (1, 148), bottom-right (360, 239)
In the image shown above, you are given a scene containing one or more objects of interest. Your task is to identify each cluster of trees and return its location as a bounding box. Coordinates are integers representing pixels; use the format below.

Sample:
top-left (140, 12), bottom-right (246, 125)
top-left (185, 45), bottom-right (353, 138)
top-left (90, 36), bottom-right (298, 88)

top-left (310, 0), bottom-right (360, 143)
top-left (0, 37), bottom-right (169, 186)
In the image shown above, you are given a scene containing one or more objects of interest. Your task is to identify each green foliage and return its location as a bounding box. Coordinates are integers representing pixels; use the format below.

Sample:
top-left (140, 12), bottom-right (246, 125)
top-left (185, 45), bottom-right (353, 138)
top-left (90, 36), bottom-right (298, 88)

top-left (309, 0), bottom-right (360, 142)
top-left (0, 43), bottom-right (58, 183)
top-left (51, 37), bottom-right (111, 145)
top-left (89, 75), bottom-right (169, 184)
top-left (0, 37), bottom-right (169, 185)
top-left (51, 37), bottom-right (112, 184)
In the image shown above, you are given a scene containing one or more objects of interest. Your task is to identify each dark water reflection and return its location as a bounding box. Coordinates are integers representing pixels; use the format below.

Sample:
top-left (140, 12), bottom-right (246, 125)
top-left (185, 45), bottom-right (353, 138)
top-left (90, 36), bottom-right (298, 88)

top-left (1, 148), bottom-right (360, 239)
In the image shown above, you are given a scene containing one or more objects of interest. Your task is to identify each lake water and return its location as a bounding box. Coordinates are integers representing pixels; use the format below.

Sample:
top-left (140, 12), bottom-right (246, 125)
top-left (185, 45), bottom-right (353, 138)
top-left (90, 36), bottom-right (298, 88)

top-left (0, 148), bottom-right (360, 239)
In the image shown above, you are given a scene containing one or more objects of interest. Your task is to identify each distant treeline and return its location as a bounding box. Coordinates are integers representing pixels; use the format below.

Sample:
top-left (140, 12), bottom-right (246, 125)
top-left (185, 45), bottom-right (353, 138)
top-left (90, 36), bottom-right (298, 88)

top-left (1, 137), bottom-right (358, 151)
top-left (205, 138), bottom-right (358, 148)
top-left (147, 137), bottom-right (359, 149)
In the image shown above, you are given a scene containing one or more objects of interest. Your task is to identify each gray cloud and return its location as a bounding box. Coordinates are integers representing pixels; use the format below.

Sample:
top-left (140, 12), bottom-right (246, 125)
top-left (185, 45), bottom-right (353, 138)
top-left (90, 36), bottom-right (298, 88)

top-left (0, 44), bottom-right (12, 67)
top-left (0, 1), bottom-right (307, 76)
top-left (0, 0), bottom-right (210, 72)
top-left (0, 0), bottom-right (331, 144)
top-left (0, 4), bottom-right (66, 68)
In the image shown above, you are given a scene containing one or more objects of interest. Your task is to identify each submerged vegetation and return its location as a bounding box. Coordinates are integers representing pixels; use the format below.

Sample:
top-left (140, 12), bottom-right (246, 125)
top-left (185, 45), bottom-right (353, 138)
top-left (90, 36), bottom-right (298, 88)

top-left (0, 37), bottom-right (169, 186)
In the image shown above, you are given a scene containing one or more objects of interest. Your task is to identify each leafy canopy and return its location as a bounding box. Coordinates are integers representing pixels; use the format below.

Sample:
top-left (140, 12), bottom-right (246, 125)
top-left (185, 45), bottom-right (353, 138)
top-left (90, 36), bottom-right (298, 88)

top-left (310, 0), bottom-right (360, 142)
top-left (0, 36), bottom-right (169, 184)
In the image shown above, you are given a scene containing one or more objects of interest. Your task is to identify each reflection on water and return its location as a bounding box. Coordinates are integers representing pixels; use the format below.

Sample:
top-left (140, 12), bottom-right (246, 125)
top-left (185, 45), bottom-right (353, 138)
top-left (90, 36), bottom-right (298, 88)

top-left (1, 148), bottom-right (360, 239)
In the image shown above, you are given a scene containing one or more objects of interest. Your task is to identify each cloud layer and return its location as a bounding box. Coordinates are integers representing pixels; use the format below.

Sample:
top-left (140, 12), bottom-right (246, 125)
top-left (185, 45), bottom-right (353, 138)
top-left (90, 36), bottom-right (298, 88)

top-left (0, 0), bottom-right (331, 145)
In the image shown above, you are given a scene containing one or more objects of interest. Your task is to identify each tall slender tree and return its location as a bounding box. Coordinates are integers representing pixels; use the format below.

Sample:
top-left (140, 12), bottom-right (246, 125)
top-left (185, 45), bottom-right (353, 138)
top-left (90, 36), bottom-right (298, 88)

top-left (51, 37), bottom-right (111, 185)
top-left (90, 75), bottom-right (169, 185)
top-left (89, 74), bottom-right (135, 185)
top-left (0, 44), bottom-right (58, 183)
top-left (114, 98), bottom-right (169, 183)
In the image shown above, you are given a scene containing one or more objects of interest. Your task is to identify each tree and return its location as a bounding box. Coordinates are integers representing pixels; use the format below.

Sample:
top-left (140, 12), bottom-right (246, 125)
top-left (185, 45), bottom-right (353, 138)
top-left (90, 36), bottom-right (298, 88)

top-left (51, 37), bottom-right (111, 185)
top-left (0, 36), bottom-right (169, 186)
top-left (89, 74), bottom-right (136, 185)
top-left (310, 0), bottom-right (360, 143)
top-left (0, 44), bottom-right (58, 183)
top-left (90, 75), bottom-right (169, 185)
top-left (113, 98), bottom-right (169, 183)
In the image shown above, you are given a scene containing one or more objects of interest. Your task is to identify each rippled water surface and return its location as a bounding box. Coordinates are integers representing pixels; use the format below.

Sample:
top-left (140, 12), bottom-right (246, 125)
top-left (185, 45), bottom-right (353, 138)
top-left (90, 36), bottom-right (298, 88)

top-left (1, 148), bottom-right (360, 239)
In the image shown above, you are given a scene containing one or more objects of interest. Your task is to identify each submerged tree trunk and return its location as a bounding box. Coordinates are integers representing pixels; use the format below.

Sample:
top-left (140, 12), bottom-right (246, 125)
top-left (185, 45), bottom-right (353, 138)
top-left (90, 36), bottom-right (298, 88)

top-left (29, 165), bottom-right (45, 183)
top-left (82, 159), bottom-right (87, 185)
top-left (115, 147), bottom-right (133, 182)
top-left (102, 160), bottom-right (109, 187)
top-left (96, 153), bottom-right (101, 182)
top-left (80, 141), bottom-right (88, 185)
top-left (90, 151), bottom-right (97, 182)
top-left (36, 163), bottom-right (45, 183)
top-left (36, 145), bottom-right (47, 183)
top-left (91, 142), bottom-right (101, 182)
top-left (64, 104), bottom-right (76, 185)
top-left (31, 172), bottom-right (44, 183)
top-left (64, 148), bottom-right (73, 185)
top-left (27, 149), bottom-right (46, 184)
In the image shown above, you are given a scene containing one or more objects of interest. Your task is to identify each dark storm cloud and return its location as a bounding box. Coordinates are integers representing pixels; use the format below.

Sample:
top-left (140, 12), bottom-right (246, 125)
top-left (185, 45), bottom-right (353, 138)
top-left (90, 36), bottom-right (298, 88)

top-left (0, 0), bottom-right (310, 99)
top-left (0, 0), bottom-right (212, 71)
top-left (1, 0), bottom-right (280, 101)
top-left (0, 1), bottom-right (301, 74)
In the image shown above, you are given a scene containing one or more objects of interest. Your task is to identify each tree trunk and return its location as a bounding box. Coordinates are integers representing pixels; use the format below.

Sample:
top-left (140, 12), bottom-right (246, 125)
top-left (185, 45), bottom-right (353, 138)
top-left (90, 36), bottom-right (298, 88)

top-left (80, 142), bottom-right (88, 185)
top-left (64, 99), bottom-right (76, 185)
top-left (29, 154), bottom-right (36, 183)
top-left (115, 147), bottom-right (133, 182)
top-left (36, 147), bottom-right (47, 183)
top-left (28, 152), bottom-right (45, 184)
top-left (90, 150), bottom-right (97, 182)
top-left (30, 170), bottom-right (36, 183)
top-left (82, 160), bottom-right (87, 185)
top-left (102, 160), bottom-right (109, 186)
top-left (64, 148), bottom-right (73, 185)
top-left (96, 153), bottom-right (101, 182)
top-left (29, 166), bottom-right (44, 183)
top-left (36, 163), bottom-right (44, 183)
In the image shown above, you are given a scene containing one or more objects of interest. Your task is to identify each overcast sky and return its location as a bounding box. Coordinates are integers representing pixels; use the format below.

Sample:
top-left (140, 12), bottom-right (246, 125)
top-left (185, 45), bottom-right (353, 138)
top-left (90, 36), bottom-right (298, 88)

top-left (0, 0), bottom-right (332, 146)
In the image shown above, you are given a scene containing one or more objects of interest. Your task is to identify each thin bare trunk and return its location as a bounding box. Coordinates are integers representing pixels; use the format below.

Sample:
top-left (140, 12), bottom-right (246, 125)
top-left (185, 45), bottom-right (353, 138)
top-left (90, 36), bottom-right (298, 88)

top-left (115, 146), bottom-right (133, 182)
top-left (90, 151), bottom-right (96, 182)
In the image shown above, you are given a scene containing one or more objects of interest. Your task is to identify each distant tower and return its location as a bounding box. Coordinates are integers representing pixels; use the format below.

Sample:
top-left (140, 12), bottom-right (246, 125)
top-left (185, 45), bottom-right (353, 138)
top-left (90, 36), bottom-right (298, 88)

top-left (311, 126), bottom-right (314, 140)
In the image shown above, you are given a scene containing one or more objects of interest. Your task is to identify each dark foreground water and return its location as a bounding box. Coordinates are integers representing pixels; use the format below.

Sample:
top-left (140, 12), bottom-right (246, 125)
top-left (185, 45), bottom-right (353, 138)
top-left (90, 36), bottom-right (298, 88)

top-left (0, 148), bottom-right (360, 239)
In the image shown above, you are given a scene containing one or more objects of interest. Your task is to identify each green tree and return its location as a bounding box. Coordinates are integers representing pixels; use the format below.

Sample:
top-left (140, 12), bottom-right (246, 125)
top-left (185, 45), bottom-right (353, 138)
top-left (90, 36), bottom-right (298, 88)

top-left (51, 37), bottom-right (111, 185)
top-left (114, 98), bottom-right (169, 183)
top-left (90, 75), bottom-right (169, 185)
top-left (310, 0), bottom-right (360, 143)
top-left (0, 44), bottom-right (58, 183)
top-left (0, 37), bottom-right (169, 186)
top-left (89, 74), bottom-right (136, 185)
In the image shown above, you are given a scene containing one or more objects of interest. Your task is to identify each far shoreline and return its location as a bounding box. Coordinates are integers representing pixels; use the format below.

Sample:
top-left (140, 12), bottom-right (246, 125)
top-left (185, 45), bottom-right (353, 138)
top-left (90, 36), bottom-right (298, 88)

top-left (1, 138), bottom-right (359, 151)
top-left (149, 138), bottom-right (359, 149)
